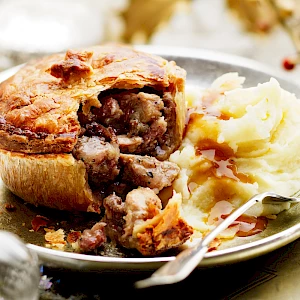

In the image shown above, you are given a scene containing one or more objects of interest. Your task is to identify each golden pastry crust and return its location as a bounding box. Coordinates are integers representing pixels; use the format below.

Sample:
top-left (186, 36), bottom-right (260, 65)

top-left (0, 149), bottom-right (98, 212)
top-left (0, 44), bottom-right (186, 154)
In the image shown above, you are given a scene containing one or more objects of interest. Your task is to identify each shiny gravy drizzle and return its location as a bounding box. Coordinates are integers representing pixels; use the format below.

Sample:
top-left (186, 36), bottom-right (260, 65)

top-left (185, 88), bottom-right (268, 237)
top-left (233, 215), bottom-right (268, 237)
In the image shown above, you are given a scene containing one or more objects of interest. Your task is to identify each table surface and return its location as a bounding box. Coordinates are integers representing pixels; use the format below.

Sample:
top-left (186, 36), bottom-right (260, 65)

top-left (38, 236), bottom-right (300, 300)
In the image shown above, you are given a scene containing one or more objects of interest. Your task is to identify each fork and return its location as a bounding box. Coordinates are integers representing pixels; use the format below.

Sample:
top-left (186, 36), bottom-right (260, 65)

top-left (134, 191), bottom-right (300, 289)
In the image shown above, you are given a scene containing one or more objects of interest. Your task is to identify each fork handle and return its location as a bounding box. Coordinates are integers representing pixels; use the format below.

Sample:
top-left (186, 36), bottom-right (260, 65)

top-left (135, 245), bottom-right (209, 288)
top-left (135, 194), bottom-right (262, 289)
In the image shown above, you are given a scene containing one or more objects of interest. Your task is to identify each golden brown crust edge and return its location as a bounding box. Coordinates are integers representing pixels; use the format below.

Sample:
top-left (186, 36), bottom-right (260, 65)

top-left (0, 149), bottom-right (99, 212)
top-left (168, 61), bottom-right (186, 153)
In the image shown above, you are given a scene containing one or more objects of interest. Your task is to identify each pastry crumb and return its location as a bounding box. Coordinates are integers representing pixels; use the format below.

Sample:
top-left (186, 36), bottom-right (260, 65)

top-left (44, 228), bottom-right (66, 250)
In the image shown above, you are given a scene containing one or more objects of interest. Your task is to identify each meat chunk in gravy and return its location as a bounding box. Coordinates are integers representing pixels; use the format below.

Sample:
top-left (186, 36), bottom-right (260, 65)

top-left (116, 92), bottom-right (168, 157)
top-left (102, 189), bottom-right (162, 247)
top-left (102, 187), bottom-right (193, 256)
top-left (103, 193), bottom-right (126, 242)
top-left (78, 222), bottom-right (107, 253)
top-left (122, 187), bottom-right (162, 239)
top-left (120, 154), bottom-right (180, 193)
top-left (119, 92), bottom-right (163, 124)
top-left (72, 135), bottom-right (120, 184)
top-left (117, 135), bottom-right (143, 153)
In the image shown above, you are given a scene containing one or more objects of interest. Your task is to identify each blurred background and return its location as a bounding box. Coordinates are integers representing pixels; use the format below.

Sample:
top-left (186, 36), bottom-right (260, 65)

top-left (0, 0), bottom-right (300, 83)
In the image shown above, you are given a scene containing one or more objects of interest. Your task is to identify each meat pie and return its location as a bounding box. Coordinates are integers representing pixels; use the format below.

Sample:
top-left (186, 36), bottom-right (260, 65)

top-left (0, 44), bottom-right (192, 255)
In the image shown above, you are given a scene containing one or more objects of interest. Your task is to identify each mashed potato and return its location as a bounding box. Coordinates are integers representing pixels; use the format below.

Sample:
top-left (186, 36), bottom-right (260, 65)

top-left (170, 73), bottom-right (300, 238)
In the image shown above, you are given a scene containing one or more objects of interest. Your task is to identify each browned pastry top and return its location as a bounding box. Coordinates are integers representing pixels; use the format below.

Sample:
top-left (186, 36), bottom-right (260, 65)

top-left (0, 44), bottom-right (185, 154)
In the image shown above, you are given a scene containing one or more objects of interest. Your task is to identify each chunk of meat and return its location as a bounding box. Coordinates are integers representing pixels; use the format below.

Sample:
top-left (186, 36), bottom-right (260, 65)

top-left (122, 187), bottom-right (162, 239)
top-left (102, 193), bottom-right (126, 243)
top-left (121, 188), bottom-right (193, 256)
top-left (72, 135), bottom-right (120, 184)
top-left (78, 222), bottom-right (107, 252)
top-left (141, 116), bottom-right (167, 154)
top-left (92, 96), bottom-right (124, 127)
top-left (84, 122), bottom-right (116, 141)
top-left (103, 193), bottom-right (126, 224)
top-left (118, 92), bottom-right (164, 124)
top-left (120, 154), bottom-right (180, 193)
top-left (92, 188), bottom-right (193, 256)
top-left (119, 93), bottom-right (167, 150)
top-left (117, 135), bottom-right (143, 153)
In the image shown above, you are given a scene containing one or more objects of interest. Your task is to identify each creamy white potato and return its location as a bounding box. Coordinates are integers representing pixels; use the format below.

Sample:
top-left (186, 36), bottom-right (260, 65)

top-left (170, 73), bottom-right (300, 237)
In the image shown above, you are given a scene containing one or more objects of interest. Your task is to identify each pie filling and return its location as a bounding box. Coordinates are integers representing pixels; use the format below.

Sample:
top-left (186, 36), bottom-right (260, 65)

top-left (71, 87), bottom-right (192, 256)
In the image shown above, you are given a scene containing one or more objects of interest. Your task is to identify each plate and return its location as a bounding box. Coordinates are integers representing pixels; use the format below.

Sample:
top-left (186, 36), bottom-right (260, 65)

top-left (1, 46), bottom-right (300, 271)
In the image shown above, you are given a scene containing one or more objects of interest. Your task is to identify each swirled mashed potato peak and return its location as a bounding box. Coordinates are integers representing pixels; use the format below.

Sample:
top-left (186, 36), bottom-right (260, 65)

top-left (170, 72), bottom-right (300, 238)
